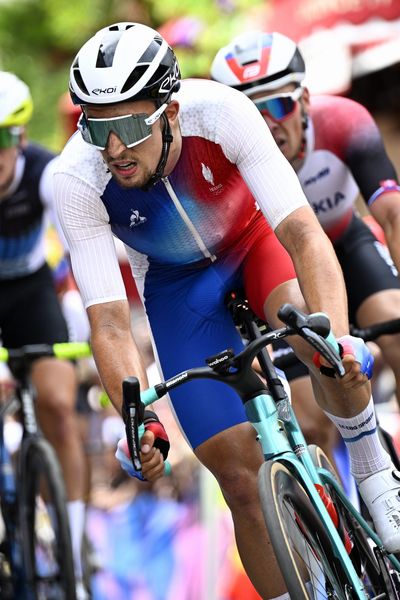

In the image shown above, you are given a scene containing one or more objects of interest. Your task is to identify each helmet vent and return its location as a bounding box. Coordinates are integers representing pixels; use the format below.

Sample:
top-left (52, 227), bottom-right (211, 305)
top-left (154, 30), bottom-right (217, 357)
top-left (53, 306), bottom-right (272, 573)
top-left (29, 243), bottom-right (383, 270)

top-left (138, 39), bottom-right (163, 64)
top-left (121, 66), bottom-right (148, 94)
top-left (96, 35), bottom-right (120, 68)
top-left (73, 69), bottom-right (90, 97)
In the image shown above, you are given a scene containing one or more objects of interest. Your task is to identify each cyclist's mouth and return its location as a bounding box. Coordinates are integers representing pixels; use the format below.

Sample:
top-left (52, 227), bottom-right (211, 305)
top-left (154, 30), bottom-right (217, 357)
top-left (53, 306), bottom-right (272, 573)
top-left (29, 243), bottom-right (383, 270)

top-left (112, 161), bottom-right (138, 177)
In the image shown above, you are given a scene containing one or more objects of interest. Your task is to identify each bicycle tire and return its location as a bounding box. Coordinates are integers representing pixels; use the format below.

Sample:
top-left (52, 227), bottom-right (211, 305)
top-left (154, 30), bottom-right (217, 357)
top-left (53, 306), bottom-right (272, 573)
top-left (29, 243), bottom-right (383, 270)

top-left (19, 436), bottom-right (77, 600)
top-left (309, 444), bottom-right (400, 599)
top-left (258, 459), bottom-right (366, 599)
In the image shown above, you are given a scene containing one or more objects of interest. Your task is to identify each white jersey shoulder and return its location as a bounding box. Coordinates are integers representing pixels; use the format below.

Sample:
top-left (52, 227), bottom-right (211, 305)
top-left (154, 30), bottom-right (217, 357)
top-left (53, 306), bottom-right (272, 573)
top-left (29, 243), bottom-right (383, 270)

top-left (55, 131), bottom-right (111, 193)
top-left (175, 78), bottom-right (270, 157)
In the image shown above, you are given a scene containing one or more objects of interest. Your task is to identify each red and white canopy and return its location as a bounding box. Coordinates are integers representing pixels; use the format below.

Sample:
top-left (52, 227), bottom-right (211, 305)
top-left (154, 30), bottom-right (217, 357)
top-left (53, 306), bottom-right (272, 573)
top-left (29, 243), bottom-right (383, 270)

top-left (263, 0), bottom-right (400, 93)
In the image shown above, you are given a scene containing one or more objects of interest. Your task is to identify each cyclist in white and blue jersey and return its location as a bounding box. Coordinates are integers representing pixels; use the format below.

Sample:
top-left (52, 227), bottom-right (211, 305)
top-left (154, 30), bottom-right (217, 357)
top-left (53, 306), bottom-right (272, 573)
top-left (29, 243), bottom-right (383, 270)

top-left (55, 22), bottom-right (400, 599)
top-left (0, 72), bottom-right (89, 599)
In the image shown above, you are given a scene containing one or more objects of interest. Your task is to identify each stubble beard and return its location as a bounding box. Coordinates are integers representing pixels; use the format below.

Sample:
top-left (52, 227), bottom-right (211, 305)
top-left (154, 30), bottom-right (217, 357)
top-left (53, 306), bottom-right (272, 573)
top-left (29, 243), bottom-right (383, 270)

top-left (111, 163), bottom-right (154, 190)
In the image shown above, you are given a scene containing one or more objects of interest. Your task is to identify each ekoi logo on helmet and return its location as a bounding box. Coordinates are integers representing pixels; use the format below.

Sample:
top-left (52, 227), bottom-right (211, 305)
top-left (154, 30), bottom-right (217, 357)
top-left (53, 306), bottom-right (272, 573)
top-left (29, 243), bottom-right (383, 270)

top-left (91, 87), bottom-right (117, 95)
top-left (159, 62), bottom-right (180, 96)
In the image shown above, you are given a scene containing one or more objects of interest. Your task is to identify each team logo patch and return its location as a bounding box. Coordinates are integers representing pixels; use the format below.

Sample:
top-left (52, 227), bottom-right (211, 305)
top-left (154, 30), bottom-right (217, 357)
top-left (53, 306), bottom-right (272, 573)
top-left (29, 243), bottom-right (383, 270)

top-left (129, 209), bottom-right (147, 228)
top-left (201, 163), bottom-right (214, 186)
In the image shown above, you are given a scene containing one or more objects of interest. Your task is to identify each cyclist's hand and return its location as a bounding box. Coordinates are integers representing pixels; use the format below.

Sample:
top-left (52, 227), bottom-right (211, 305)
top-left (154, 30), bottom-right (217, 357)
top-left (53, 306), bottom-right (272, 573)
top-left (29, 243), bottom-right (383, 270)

top-left (115, 411), bottom-right (170, 482)
top-left (115, 433), bottom-right (165, 482)
top-left (317, 334), bottom-right (373, 389)
top-left (336, 335), bottom-right (374, 389)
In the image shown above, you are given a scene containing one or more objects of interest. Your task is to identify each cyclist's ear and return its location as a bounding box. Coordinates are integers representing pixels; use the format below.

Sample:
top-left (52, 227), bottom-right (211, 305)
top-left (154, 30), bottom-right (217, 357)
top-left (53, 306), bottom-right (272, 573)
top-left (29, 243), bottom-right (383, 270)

top-left (300, 87), bottom-right (310, 113)
top-left (165, 100), bottom-right (180, 125)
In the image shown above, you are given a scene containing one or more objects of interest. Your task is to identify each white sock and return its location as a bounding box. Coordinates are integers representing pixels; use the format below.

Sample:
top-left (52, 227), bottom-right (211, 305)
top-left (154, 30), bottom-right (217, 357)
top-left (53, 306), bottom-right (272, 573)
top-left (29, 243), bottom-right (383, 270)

top-left (67, 500), bottom-right (86, 579)
top-left (324, 397), bottom-right (391, 482)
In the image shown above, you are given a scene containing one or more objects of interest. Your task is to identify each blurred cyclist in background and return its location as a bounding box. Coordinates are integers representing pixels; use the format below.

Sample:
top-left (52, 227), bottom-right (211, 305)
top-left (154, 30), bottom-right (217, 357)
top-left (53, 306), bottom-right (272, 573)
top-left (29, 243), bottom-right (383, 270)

top-left (0, 71), bottom-right (89, 599)
top-left (211, 31), bottom-right (400, 462)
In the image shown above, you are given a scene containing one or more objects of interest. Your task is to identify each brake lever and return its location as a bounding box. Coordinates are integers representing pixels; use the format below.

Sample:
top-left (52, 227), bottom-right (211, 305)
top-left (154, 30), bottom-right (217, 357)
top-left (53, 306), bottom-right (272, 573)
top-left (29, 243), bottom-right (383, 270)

top-left (278, 304), bottom-right (345, 377)
top-left (122, 377), bottom-right (145, 472)
top-left (301, 326), bottom-right (345, 377)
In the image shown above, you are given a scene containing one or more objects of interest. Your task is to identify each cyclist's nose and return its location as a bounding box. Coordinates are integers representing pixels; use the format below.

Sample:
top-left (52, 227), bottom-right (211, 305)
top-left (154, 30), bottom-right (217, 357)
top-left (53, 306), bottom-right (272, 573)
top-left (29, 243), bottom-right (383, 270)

top-left (106, 131), bottom-right (127, 157)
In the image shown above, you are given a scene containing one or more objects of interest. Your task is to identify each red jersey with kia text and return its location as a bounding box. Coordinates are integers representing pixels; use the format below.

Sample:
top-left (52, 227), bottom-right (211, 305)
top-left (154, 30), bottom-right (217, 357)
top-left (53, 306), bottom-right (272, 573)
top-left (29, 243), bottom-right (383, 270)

top-left (299, 95), bottom-right (399, 241)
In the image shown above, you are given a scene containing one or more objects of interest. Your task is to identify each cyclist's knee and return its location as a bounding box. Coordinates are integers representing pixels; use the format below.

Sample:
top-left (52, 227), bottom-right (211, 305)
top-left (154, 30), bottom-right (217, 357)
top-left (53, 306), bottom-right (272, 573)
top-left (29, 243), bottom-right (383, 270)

top-left (196, 424), bottom-right (263, 509)
top-left (217, 465), bottom-right (260, 510)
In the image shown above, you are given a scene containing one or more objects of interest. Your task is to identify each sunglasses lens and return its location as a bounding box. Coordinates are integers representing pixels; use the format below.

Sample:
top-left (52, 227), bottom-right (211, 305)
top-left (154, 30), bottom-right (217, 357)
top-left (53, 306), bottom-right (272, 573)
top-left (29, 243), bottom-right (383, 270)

top-left (255, 96), bottom-right (296, 121)
top-left (79, 114), bottom-right (152, 149)
top-left (0, 128), bottom-right (19, 149)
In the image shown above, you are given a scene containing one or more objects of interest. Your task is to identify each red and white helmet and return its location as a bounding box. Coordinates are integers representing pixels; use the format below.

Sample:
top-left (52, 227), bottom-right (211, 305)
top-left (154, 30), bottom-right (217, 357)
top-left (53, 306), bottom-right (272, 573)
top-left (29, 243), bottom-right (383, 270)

top-left (210, 31), bottom-right (305, 95)
top-left (69, 22), bottom-right (180, 106)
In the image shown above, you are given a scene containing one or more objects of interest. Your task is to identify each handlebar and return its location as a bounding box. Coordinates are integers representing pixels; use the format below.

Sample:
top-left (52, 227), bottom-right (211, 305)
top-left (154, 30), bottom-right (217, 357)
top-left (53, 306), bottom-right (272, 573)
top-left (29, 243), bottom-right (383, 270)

top-left (0, 342), bottom-right (92, 363)
top-left (350, 318), bottom-right (400, 342)
top-left (122, 304), bottom-right (344, 476)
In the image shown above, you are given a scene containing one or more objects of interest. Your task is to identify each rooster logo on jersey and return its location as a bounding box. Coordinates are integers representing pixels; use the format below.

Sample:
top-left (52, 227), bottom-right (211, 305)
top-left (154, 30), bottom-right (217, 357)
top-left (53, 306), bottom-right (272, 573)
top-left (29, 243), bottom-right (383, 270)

top-left (130, 209), bottom-right (147, 228)
top-left (201, 163), bottom-right (214, 186)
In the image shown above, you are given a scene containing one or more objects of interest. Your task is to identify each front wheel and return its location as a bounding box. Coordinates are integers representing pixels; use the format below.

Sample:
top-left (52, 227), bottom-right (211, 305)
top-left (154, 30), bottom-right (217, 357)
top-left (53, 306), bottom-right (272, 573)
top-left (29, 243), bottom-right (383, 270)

top-left (309, 444), bottom-right (400, 599)
top-left (258, 459), bottom-right (365, 599)
top-left (19, 436), bottom-right (77, 600)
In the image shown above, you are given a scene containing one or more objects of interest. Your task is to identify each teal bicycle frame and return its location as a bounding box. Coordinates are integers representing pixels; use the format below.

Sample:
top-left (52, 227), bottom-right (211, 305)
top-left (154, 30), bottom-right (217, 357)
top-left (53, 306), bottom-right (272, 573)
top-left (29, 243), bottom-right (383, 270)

top-left (122, 304), bottom-right (400, 599)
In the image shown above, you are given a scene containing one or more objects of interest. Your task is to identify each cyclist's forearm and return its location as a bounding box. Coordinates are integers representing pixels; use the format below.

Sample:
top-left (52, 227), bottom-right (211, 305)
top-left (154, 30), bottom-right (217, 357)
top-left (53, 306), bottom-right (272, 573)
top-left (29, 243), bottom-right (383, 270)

top-left (276, 208), bottom-right (349, 337)
top-left (88, 302), bottom-right (148, 413)
top-left (295, 239), bottom-right (348, 336)
top-left (380, 218), bottom-right (400, 274)
top-left (369, 192), bottom-right (400, 272)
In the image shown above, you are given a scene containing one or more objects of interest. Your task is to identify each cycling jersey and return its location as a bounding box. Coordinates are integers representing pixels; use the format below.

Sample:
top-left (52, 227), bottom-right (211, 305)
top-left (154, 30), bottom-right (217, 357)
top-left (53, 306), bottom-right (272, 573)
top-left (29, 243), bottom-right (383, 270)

top-left (0, 144), bottom-right (71, 347)
top-left (300, 95), bottom-right (399, 242)
top-left (55, 78), bottom-right (308, 446)
top-left (55, 79), bottom-right (308, 309)
top-left (0, 144), bottom-right (59, 279)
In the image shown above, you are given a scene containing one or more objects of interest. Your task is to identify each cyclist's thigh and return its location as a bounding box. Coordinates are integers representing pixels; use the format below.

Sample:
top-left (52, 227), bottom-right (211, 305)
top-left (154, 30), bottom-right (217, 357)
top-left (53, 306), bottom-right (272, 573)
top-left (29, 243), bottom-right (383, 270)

top-left (334, 215), bottom-right (400, 324)
top-left (144, 260), bottom-right (248, 450)
top-left (0, 263), bottom-right (69, 347)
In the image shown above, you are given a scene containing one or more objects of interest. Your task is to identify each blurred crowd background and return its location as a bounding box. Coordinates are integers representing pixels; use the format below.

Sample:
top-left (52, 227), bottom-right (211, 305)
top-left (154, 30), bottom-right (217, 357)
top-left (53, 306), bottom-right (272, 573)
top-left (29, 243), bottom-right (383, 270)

top-left (1, 1), bottom-right (400, 599)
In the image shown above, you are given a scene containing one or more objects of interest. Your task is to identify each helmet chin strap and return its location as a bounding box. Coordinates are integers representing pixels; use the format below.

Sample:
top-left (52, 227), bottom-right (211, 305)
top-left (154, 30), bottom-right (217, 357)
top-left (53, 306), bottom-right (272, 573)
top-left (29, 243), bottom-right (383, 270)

top-left (295, 108), bottom-right (308, 162)
top-left (141, 113), bottom-right (173, 191)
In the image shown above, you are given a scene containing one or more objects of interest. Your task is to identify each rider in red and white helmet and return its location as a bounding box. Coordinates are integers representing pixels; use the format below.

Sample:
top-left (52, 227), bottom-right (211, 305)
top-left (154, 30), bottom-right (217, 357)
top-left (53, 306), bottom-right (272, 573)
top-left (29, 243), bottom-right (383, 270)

top-left (210, 31), bottom-right (305, 94)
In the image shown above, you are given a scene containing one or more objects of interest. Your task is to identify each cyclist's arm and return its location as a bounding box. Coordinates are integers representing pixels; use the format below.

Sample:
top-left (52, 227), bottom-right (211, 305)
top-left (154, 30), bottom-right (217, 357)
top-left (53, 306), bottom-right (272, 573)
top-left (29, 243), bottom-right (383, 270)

top-left (54, 172), bottom-right (147, 407)
top-left (216, 91), bottom-right (348, 335)
top-left (334, 98), bottom-right (400, 271)
top-left (87, 299), bottom-right (148, 413)
top-left (368, 191), bottom-right (400, 272)
top-left (274, 205), bottom-right (349, 339)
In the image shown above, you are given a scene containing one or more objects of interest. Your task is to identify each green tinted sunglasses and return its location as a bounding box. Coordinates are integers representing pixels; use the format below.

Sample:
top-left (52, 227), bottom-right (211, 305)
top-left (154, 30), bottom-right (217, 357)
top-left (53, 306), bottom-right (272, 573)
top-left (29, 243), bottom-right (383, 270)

top-left (78, 103), bottom-right (168, 150)
top-left (0, 126), bottom-right (22, 149)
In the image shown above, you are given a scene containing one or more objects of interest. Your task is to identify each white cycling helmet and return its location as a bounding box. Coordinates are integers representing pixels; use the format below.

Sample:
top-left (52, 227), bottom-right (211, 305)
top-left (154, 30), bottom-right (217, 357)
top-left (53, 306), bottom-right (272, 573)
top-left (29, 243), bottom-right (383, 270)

top-left (69, 22), bottom-right (181, 106)
top-left (0, 71), bottom-right (33, 127)
top-left (211, 31), bottom-right (305, 96)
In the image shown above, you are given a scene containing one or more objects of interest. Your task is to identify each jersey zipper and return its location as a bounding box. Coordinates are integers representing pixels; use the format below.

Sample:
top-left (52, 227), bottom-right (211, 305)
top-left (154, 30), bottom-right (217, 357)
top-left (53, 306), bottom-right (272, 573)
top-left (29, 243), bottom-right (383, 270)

top-left (162, 177), bottom-right (217, 262)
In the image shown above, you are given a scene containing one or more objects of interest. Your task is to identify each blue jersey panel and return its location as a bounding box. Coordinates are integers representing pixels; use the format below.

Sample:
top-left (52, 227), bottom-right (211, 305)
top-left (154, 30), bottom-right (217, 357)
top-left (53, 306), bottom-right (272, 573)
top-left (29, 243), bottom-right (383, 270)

top-left (143, 255), bottom-right (249, 448)
top-left (102, 179), bottom-right (206, 265)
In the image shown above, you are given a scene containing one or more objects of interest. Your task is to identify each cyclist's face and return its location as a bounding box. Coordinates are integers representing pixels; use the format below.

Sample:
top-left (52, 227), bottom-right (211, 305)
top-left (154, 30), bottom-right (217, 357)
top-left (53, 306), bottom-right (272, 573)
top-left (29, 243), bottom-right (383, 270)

top-left (0, 144), bottom-right (19, 198)
top-left (250, 84), bottom-right (309, 166)
top-left (86, 100), bottom-right (179, 189)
